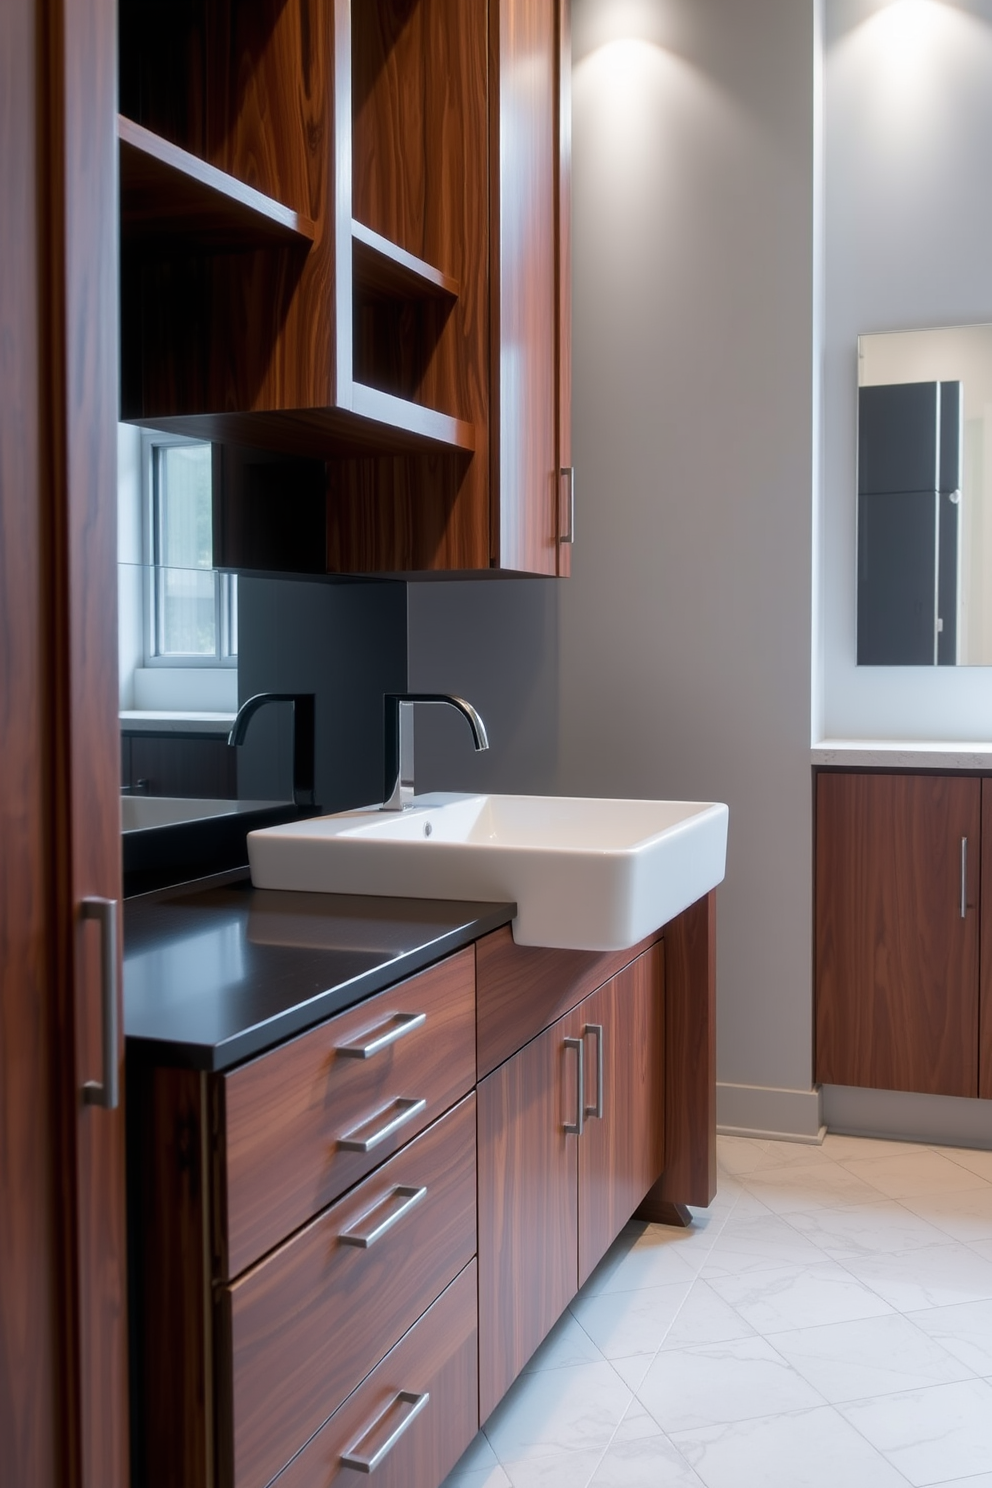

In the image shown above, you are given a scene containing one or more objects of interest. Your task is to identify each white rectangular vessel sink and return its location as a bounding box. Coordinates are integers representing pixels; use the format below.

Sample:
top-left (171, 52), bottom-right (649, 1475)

top-left (248, 793), bottom-right (728, 952)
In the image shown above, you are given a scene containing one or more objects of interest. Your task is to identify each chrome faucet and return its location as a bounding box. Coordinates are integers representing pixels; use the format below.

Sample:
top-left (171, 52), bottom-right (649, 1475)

top-left (228, 693), bottom-right (316, 808)
top-left (382, 694), bottom-right (489, 811)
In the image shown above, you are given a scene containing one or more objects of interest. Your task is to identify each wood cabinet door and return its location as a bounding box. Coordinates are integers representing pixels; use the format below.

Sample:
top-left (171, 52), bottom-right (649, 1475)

top-left (980, 781), bottom-right (992, 1100)
top-left (477, 1007), bottom-right (582, 1420)
top-left (492, 0), bottom-right (560, 574)
top-left (816, 773), bottom-right (981, 1097)
top-left (578, 945), bottom-right (665, 1287)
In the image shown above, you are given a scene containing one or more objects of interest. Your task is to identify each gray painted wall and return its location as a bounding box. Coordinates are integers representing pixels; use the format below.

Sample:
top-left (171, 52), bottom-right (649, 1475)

top-left (821, 0), bottom-right (992, 739)
top-left (558, 0), bottom-right (818, 1135)
top-left (237, 577), bottom-right (406, 812)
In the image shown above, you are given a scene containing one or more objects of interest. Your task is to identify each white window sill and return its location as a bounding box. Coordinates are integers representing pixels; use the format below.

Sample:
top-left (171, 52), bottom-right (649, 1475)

top-left (120, 710), bottom-right (236, 737)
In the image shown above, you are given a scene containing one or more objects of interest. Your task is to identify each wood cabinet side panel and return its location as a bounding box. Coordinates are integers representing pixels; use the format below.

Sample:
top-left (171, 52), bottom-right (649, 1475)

top-left (129, 1066), bottom-right (211, 1488)
top-left (476, 925), bottom-right (661, 1080)
top-left (815, 773), bottom-right (980, 1097)
top-left (578, 944), bottom-right (665, 1286)
top-left (981, 780), bottom-right (992, 1100)
top-left (477, 1015), bottom-right (579, 1421)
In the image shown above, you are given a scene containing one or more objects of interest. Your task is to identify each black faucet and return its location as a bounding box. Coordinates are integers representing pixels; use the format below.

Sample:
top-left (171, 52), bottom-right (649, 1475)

top-left (382, 693), bottom-right (489, 810)
top-left (228, 693), bottom-right (316, 808)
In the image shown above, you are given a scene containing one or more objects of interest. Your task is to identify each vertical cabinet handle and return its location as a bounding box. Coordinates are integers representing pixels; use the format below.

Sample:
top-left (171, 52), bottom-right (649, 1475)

top-left (961, 837), bottom-right (968, 919)
top-left (583, 1024), bottom-right (604, 1120)
top-left (81, 896), bottom-right (119, 1110)
top-left (340, 1390), bottom-right (430, 1472)
top-left (563, 1036), bottom-right (584, 1135)
top-left (559, 466), bottom-right (575, 545)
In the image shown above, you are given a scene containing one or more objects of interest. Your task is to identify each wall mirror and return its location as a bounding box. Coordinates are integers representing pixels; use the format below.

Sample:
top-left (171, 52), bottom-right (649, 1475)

top-left (857, 323), bottom-right (992, 666)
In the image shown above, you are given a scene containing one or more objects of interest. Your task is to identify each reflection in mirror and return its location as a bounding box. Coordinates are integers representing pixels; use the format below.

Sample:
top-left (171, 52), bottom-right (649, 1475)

top-left (857, 325), bottom-right (992, 666)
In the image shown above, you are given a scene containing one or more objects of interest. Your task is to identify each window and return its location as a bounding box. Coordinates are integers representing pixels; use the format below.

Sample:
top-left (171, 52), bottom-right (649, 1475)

top-left (144, 436), bottom-right (237, 666)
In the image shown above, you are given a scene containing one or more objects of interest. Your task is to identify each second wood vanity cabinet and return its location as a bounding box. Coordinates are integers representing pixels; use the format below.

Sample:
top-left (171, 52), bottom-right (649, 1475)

top-left (129, 894), bottom-right (714, 1488)
top-left (815, 770), bottom-right (992, 1100)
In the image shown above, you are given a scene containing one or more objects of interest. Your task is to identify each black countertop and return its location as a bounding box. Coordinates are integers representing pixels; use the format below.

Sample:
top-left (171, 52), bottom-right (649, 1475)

top-left (123, 872), bottom-right (515, 1072)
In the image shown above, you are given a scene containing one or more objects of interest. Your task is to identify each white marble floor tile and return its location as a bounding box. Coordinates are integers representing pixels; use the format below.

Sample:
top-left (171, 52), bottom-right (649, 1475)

top-left (580, 1222), bottom-right (703, 1296)
top-left (839, 1378), bottom-right (992, 1486)
top-left (967, 1237), bottom-right (992, 1265)
top-left (636, 1335), bottom-right (824, 1433)
top-left (522, 1310), bottom-right (605, 1373)
top-left (501, 1449), bottom-right (604, 1488)
top-left (750, 1139), bottom-right (838, 1170)
top-left (707, 1258), bottom-right (894, 1334)
top-left (671, 1404), bottom-right (910, 1488)
top-left (769, 1311), bottom-right (973, 1402)
top-left (783, 1199), bottom-right (953, 1258)
top-left (937, 1147), bottom-right (992, 1185)
top-left (441, 1431), bottom-right (511, 1488)
top-left (571, 1279), bottom-right (693, 1359)
top-left (840, 1150), bottom-right (991, 1200)
top-left (840, 1242), bottom-right (992, 1312)
top-left (822, 1134), bottom-right (928, 1161)
top-left (716, 1136), bottom-right (773, 1176)
top-left (612, 1400), bottom-right (670, 1442)
top-left (609, 1354), bottom-right (655, 1392)
top-left (701, 1212), bottom-right (842, 1277)
top-left (742, 1160), bottom-right (884, 1213)
top-left (898, 1187), bottom-right (992, 1244)
top-left (907, 1299), bottom-right (992, 1376)
top-left (483, 1360), bottom-right (632, 1466)
top-left (656, 1280), bottom-right (756, 1351)
top-left (441, 1466), bottom-right (512, 1488)
top-left (587, 1431), bottom-right (706, 1486)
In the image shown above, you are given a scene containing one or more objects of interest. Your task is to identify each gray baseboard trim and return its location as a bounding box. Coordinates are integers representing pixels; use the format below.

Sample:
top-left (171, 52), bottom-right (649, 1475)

top-left (822, 1084), bottom-right (992, 1150)
top-left (716, 1082), bottom-right (824, 1143)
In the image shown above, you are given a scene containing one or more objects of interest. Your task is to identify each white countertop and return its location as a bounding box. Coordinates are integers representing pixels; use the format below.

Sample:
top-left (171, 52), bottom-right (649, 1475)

top-left (120, 711), bottom-right (236, 736)
top-left (813, 739), bottom-right (992, 769)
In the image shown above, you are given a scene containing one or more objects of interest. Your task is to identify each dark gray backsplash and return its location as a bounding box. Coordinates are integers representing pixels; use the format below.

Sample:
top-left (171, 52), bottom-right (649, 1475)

top-left (236, 577), bottom-right (407, 812)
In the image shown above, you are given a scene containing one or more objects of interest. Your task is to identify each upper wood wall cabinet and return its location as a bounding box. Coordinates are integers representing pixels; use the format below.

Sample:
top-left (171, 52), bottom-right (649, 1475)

top-left (118, 0), bottom-right (572, 575)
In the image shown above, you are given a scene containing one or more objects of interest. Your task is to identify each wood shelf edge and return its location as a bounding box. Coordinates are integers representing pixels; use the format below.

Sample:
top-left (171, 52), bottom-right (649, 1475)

top-left (118, 115), bottom-right (316, 248)
top-left (350, 382), bottom-right (476, 452)
top-left (352, 219), bottom-right (459, 299)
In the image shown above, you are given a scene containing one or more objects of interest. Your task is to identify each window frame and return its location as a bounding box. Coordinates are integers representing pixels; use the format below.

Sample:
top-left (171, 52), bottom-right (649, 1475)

top-left (140, 430), bottom-right (238, 669)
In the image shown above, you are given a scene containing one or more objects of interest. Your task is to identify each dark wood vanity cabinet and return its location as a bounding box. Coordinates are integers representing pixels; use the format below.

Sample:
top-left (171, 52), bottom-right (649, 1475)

top-left (130, 896), bottom-right (715, 1488)
top-left (477, 942), bottom-right (665, 1419)
top-left (815, 770), bottom-right (990, 1099)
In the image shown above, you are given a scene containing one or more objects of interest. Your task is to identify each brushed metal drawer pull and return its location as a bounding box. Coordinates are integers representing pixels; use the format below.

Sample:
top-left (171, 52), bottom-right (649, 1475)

top-left (341, 1389), bottom-right (430, 1473)
top-left (961, 836), bottom-right (968, 919)
top-left (337, 1011), bottom-right (427, 1060)
top-left (338, 1097), bottom-right (427, 1153)
top-left (339, 1185), bottom-right (427, 1248)
top-left (583, 1023), bottom-right (604, 1120)
top-left (564, 1036), bottom-right (584, 1136)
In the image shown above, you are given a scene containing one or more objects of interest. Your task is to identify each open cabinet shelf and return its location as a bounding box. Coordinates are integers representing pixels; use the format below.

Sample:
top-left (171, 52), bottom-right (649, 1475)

top-left (352, 219), bottom-right (458, 300)
top-left (118, 116), bottom-right (316, 250)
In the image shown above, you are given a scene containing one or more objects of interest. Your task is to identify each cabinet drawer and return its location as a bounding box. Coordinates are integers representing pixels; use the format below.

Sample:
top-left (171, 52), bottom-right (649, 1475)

top-left (271, 1261), bottom-right (479, 1488)
top-left (218, 946), bottom-right (475, 1276)
top-left (219, 1095), bottom-right (477, 1488)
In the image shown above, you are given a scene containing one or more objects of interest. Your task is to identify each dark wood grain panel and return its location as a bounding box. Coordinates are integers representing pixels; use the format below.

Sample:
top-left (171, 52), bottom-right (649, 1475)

top-left (815, 773), bottom-right (980, 1097)
top-left (53, 0), bottom-right (131, 1478)
top-left (219, 946), bottom-right (475, 1277)
top-left (353, 219), bottom-right (459, 299)
top-left (0, 3), bottom-right (63, 1478)
top-left (476, 924), bottom-right (662, 1080)
top-left (121, 0), bottom-right (345, 422)
top-left (982, 781), bottom-right (992, 1101)
top-left (638, 892), bottom-right (717, 1215)
top-left (490, 0), bottom-right (558, 574)
top-left (333, 0), bottom-right (490, 573)
top-left (477, 1009), bottom-right (580, 1420)
top-left (220, 1096), bottom-right (476, 1488)
top-left (119, 115), bottom-right (315, 248)
top-left (579, 945), bottom-right (665, 1285)
top-left (128, 1067), bottom-right (212, 1488)
top-left (272, 1261), bottom-right (479, 1488)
